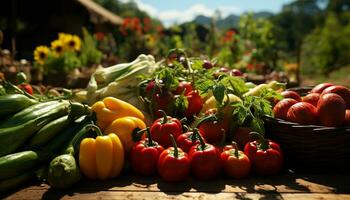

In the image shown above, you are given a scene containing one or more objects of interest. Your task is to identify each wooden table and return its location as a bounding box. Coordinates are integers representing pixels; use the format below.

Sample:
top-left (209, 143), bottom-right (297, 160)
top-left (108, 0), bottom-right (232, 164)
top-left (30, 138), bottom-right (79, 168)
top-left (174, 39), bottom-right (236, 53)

top-left (3, 170), bottom-right (350, 200)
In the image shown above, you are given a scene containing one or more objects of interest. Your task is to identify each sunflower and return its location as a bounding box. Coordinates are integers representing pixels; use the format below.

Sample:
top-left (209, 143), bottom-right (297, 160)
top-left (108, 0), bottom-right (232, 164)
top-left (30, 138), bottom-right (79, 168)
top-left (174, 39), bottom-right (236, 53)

top-left (34, 46), bottom-right (50, 65)
top-left (51, 40), bottom-right (64, 56)
top-left (64, 34), bottom-right (81, 51)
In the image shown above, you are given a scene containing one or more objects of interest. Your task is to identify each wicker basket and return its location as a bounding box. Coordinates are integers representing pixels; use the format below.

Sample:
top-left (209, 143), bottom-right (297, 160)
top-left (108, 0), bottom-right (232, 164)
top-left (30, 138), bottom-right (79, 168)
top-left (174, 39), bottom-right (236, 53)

top-left (264, 87), bottom-right (350, 169)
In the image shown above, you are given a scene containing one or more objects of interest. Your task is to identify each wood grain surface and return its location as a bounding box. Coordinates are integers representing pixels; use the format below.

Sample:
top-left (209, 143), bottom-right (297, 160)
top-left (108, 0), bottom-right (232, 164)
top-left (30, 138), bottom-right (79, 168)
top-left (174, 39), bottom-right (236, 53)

top-left (3, 170), bottom-right (350, 200)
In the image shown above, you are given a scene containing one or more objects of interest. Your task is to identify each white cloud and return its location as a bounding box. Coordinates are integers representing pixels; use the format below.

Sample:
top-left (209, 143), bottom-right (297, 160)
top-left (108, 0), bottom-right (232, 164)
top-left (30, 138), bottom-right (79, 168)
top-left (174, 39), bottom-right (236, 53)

top-left (124, 0), bottom-right (241, 27)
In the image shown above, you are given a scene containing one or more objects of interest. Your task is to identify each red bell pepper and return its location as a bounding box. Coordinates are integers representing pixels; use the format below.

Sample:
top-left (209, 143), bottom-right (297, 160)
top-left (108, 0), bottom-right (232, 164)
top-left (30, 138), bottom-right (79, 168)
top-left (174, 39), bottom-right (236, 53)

top-left (244, 132), bottom-right (283, 176)
top-left (221, 142), bottom-right (251, 179)
top-left (188, 133), bottom-right (221, 180)
top-left (184, 90), bottom-right (203, 118)
top-left (16, 72), bottom-right (33, 95)
top-left (131, 127), bottom-right (164, 176)
top-left (18, 84), bottom-right (33, 95)
top-left (150, 110), bottom-right (183, 148)
top-left (158, 134), bottom-right (190, 182)
top-left (197, 109), bottom-right (229, 145)
top-left (176, 128), bottom-right (205, 153)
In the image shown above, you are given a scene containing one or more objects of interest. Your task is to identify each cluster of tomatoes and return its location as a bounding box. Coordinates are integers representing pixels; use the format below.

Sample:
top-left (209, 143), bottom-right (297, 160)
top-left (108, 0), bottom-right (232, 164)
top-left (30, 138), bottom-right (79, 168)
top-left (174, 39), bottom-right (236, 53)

top-left (273, 83), bottom-right (350, 126)
top-left (144, 80), bottom-right (203, 119)
top-left (130, 111), bottom-right (283, 182)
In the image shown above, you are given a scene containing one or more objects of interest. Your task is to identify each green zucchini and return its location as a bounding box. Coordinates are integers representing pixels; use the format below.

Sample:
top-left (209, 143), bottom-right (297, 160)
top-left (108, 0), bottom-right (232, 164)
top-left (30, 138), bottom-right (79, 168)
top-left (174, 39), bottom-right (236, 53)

top-left (29, 115), bottom-right (71, 147)
top-left (0, 151), bottom-right (41, 180)
top-left (0, 100), bottom-right (63, 128)
top-left (0, 94), bottom-right (38, 118)
top-left (0, 170), bottom-right (36, 192)
top-left (47, 121), bottom-right (95, 189)
top-left (0, 102), bottom-right (70, 156)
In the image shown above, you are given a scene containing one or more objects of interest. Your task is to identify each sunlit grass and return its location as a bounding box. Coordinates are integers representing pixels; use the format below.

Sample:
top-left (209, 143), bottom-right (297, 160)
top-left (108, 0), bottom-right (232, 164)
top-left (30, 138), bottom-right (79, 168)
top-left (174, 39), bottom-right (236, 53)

top-left (301, 65), bottom-right (350, 87)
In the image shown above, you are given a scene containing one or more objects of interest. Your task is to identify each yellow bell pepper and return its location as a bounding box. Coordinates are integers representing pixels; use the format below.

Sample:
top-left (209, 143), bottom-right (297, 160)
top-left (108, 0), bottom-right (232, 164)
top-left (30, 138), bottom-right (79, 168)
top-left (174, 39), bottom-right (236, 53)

top-left (79, 125), bottom-right (124, 180)
top-left (104, 116), bottom-right (146, 153)
top-left (91, 97), bottom-right (145, 130)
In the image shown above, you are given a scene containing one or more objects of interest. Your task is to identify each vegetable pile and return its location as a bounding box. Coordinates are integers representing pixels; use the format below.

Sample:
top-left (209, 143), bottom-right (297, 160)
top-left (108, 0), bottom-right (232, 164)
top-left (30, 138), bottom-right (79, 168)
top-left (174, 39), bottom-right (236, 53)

top-left (273, 83), bottom-right (350, 127)
top-left (0, 50), bottom-right (293, 192)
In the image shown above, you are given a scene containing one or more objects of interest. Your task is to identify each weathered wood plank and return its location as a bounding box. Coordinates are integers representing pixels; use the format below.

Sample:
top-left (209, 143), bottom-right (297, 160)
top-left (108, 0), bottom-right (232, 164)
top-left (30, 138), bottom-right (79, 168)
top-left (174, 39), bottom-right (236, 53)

top-left (2, 171), bottom-right (350, 199)
top-left (4, 191), bottom-right (350, 200)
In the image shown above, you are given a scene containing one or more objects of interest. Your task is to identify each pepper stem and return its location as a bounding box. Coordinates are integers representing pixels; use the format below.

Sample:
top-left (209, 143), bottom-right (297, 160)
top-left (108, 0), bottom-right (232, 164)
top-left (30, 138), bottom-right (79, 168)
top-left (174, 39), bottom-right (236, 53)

top-left (146, 127), bottom-right (154, 146)
top-left (197, 130), bottom-right (206, 150)
top-left (169, 134), bottom-right (178, 158)
top-left (232, 142), bottom-right (239, 158)
top-left (191, 128), bottom-right (199, 141)
top-left (85, 124), bottom-right (104, 136)
top-left (249, 132), bottom-right (269, 150)
top-left (194, 114), bottom-right (217, 128)
top-left (159, 110), bottom-right (168, 124)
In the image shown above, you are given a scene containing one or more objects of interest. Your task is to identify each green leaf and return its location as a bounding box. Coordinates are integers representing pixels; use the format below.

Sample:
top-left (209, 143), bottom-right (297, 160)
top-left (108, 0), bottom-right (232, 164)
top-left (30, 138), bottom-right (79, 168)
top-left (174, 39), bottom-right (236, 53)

top-left (250, 117), bottom-right (265, 135)
top-left (195, 79), bottom-right (215, 95)
top-left (212, 84), bottom-right (226, 105)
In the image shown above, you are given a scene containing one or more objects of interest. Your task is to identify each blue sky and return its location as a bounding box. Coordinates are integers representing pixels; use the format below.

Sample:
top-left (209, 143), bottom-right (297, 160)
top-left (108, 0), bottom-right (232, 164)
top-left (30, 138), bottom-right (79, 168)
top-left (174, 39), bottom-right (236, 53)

top-left (124, 0), bottom-right (295, 26)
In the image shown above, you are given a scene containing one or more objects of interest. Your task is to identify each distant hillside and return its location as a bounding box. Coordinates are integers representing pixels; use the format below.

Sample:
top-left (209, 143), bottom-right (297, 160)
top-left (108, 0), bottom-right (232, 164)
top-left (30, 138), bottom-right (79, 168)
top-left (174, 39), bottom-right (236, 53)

top-left (192, 11), bottom-right (273, 29)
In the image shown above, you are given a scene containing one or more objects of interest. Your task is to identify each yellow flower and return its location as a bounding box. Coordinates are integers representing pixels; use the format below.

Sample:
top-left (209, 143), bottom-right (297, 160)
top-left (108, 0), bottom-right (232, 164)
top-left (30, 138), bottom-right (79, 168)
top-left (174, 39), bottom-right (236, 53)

top-left (64, 34), bottom-right (81, 51)
top-left (34, 46), bottom-right (50, 65)
top-left (58, 33), bottom-right (70, 42)
top-left (144, 34), bottom-right (155, 47)
top-left (51, 40), bottom-right (64, 56)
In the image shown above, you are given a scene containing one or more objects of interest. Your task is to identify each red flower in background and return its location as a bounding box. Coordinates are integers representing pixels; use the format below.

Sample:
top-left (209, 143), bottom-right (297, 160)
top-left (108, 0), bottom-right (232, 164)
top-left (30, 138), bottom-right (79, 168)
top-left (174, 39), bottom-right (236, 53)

top-left (94, 32), bottom-right (105, 41)
top-left (143, 17), bottom-right (152, 33)
top-left (247, 63), bottom-right (254, 70)
top-left (222, 30), bottom-right (236, 42)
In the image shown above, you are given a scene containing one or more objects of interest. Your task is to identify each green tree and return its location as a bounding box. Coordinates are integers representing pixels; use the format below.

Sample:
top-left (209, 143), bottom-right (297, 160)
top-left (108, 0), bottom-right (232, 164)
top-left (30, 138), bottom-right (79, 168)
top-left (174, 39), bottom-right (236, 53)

top-left (301, 12), bottom-right (350, 75)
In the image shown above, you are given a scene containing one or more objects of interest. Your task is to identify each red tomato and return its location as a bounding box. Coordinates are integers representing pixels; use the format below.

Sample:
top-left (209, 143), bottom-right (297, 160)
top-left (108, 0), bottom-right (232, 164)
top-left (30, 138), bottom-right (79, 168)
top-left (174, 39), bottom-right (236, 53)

top-left (174, 81), bottom-right (193, 95)
top-left (321, 85), bottom-right (350, 109)
top-left (317, 93), bottom-right (346, 127)
top-left (273, 98), bottom-right (298, 120)
top-left (344, 110), bottom-right (350, 126)
top-left (287, 102), bottom-right (318, 125)
top-left (302, 93), bottom-right (320, 107)
top-left (184, 90), bottom-right (203, 118)
top-left (281, 91), bottom-right (301, 102)
top-left (311, 83), bottom-right (334, 94)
